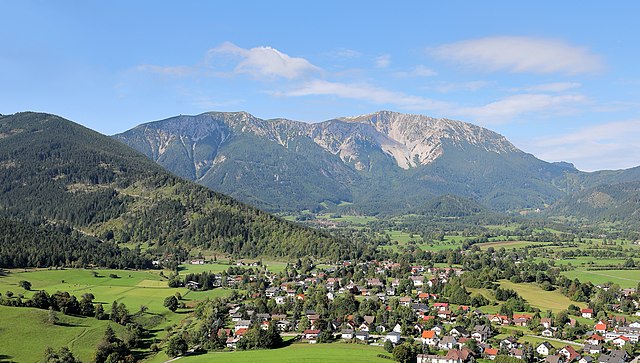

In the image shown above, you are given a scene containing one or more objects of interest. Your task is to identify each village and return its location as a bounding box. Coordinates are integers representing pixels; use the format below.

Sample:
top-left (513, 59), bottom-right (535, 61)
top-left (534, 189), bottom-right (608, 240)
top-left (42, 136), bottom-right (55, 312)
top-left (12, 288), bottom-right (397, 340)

top-left (181, 258), bottom-right (640, 363)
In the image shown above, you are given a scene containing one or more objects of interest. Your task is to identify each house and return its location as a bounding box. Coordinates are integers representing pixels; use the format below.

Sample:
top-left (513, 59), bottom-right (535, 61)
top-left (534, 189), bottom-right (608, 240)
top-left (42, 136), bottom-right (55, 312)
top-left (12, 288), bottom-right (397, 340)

top-left (386, 331), bottom-right (401, 344)
top-left (585, 334), bottom-right (604, 345)
top-left (235, 320), bottom-right (251, 331)
top-left (274, 296), bottom-right (287, 305)
top-left (417, 348), bottom-right (474, 363)
top-left (422, 330), bottom-right (439, 346)
top-left (276, 320), bottom-right (292, 332)
top-left (472, 325), bottom-right (491, 342)
top-left (583, 344), bottom-right (603, 355)
top-left (434, 302), bottom-right (450, 311)
top-left (341, 329), bottom-right (354, 339)
top-left (411, 276), bottom-right (425, 287)
top-left (598, 350), bottom-right (628, 363)
top-left (581, 309), bottom-right (594, 319)
top-left (438, 310), bottom-right (452, 320)
top-left (484, 348), bottom-right (499, 360)
top-left (226, 336), bottom-right (240, 349)
top-left (190, 259), bottom-right (205, 265)
top-left (611, 336), bottom-right (630, 347)
top-left (363, 315), bottom-right (375, 325)
top-left (489, 314), bottom-right (510, 325)
top-left (439, 336), bottom-right (458, 350)
top-left (580, 357), bottom-right (594, 363)
top-left (558, 345), bottom-right (580, 362)
top-left (513, 314), bottom-right (533, 327)
top-left (500, 337), bottom-right (518, 350)
top-left (594, 321), bottom-right (607, 334)
top-left (537, 342), bottom-right (553, 356)
top-left (546, 356), bottom-right (563, 363)
top-left (355, 331), bottom-right (370, 341)
top-left (542, 328), bottom-right (554, 337)
top-left (399, 297), bottom-right (412, 307)
top-left (433, 325), bottom-right (444, 336)
top-left (510, 349), bottom-right (523, 359)
top-left (303, 329), bottom-right (320, 343)
top-left (541, 318), bottom-right (553, 329)
top-left (450, 326), bottom-right (469, 338)
top-left (393, 323), bottom-right (403, 333)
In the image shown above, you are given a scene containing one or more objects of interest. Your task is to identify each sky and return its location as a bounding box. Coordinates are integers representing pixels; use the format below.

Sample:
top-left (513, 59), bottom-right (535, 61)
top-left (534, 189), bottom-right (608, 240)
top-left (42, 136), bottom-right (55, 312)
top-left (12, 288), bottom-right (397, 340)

top-left (2, 1), bottom-right (640, 171)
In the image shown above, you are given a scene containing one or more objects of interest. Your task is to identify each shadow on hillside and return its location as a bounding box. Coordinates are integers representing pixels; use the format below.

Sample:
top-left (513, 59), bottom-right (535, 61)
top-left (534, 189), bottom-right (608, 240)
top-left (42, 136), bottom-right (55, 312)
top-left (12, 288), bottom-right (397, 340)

top-left (55, 322), bottom-right (89, 328)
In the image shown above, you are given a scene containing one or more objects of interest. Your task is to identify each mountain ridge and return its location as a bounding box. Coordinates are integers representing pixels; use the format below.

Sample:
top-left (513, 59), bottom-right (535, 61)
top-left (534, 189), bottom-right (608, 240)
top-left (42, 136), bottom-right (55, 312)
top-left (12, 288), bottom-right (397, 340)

top-left (115, 110), bottom-right (589, 214)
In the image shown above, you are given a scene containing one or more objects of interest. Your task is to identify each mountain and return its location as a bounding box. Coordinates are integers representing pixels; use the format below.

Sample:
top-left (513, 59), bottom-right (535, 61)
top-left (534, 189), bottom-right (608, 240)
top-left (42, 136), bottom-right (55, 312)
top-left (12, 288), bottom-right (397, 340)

top-left (115, 110), bottom-right (572, 214)
top-left (0, 112), bottom-right (361, 266)
top-left (549, 180), bottom-right (640, 225)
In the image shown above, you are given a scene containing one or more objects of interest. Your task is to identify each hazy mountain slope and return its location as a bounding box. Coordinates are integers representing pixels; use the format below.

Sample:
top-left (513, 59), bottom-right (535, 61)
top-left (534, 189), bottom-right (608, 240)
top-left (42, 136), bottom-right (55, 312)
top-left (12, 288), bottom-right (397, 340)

top-left (549, 181), bottom-right (640, 225)
top-left (0, 112), bottom-right (358, 260)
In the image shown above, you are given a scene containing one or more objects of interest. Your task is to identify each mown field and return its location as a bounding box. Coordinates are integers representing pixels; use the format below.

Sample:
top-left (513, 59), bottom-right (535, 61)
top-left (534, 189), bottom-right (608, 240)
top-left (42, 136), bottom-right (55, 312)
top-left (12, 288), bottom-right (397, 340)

top-left (173, 342), bottom-right (391, 363)
top-left (476, 241), bottom-right (550, 250)
top-left (562, 269), bottom-right (640, 288)
top-left (499, 280), bottom-right (586, 312)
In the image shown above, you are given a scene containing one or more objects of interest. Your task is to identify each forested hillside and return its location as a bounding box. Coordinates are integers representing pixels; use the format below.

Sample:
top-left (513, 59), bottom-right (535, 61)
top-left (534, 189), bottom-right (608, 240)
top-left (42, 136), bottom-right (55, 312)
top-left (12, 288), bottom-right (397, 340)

top-left (0, 112), bottom-right (364, 267)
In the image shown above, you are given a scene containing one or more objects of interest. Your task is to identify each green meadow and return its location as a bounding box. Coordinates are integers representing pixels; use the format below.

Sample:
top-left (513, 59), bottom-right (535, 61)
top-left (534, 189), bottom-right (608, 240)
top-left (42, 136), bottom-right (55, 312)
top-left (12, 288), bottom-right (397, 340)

top-left (0, 305), bottom-right (121, 363)
top-left (0, 268), bottom-right (234, 362)
top-left (499, 280), bottom-right (586, 312)
top-left (562, 269), bottom-right (640, 288)
top-left (173, 342), bottom-right (391, 363)
top-left (477, 241), bottom-right (550, 250)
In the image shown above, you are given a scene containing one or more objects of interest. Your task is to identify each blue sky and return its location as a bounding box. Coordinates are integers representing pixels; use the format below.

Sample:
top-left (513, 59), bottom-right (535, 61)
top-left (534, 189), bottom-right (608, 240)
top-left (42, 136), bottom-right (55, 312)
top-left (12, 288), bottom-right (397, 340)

top-left (2, 1), bottom-right (640, 171)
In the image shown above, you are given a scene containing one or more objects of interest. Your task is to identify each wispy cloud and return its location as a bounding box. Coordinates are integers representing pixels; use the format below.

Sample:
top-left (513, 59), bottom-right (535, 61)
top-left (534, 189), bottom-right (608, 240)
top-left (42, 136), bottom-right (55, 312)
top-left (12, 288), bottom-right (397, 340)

top-left (276, 80), bottom-right (450, 111)
top-left (516, 82), bottom-right (582, 93)
top-left (455, 93), bottom-right (588, 123)
top-left (430, 36), bottom-right (604, 75)
top-left (527, 119), bottom-right (640, 171)
top-left (394, 65), bottom-right (438, 78)
top-left (375, 54), bottom-right (391, 68)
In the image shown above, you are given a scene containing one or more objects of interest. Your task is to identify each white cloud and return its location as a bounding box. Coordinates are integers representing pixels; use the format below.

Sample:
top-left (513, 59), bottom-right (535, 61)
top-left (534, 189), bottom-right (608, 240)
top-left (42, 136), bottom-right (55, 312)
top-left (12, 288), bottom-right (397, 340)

top-left (455, 93), bottom-right (588, 123)
top-left (207, 42), bottom-right (321, 80)
top-left (276, 80), bottom-right (450, 111)
top-left (375, 54), bottom-right (391, 68)
top-left (138, 42), bottom-right (320, 80)
top-left (526, 119), bottom-right (640, 171)
top-left (431, 36), bottom-right (604, 75)
top-left (516, 82), bottom-right (582, 93)
top-left (394, 65), bottom-right (438, 78)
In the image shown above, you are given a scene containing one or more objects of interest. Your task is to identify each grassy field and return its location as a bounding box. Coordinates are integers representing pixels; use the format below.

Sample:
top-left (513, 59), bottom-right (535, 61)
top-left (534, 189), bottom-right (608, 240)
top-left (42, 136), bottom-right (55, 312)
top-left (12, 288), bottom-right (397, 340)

top-left (0, 305), bottom-right (121, 362)
top-left (477, 241), bottom-right (550, 250)
top-left (499, 280), bottom-right (585, 312)
top-left (173, 342), bottom-right (391, 363)
top-left (315, 214), bottom-right (378, 225)
top-left (0, 268), bottom-right (234, 362)
top-left (562, 269), bottom-right (640, 288)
